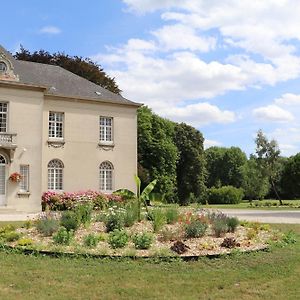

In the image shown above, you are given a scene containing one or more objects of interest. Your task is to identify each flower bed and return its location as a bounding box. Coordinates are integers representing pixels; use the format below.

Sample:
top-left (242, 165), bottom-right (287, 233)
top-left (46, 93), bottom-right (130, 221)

top-left (0, 207), bottom-right (285, 259)
top-left (41, 190), bottom-right (124, 211)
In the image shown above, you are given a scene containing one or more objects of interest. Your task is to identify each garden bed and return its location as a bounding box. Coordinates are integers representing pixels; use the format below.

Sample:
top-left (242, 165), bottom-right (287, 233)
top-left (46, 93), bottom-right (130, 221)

top-left (0, 205), bottom-right (281, 259)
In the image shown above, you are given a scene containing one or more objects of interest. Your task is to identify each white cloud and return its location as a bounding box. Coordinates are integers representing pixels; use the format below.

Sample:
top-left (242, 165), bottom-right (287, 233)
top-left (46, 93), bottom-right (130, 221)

top-left (152, 24), bottom-right (216, 52)
top-left (253, 105), bottom-right (294, 122)
top-left (275, 93), bottom-right (300, 106)
top-left (204, 139), bottom-right (222, 149)
top-left (157, 102), bottom-right (236, 127)
top-left (39, 26), bottom-right (61, 35)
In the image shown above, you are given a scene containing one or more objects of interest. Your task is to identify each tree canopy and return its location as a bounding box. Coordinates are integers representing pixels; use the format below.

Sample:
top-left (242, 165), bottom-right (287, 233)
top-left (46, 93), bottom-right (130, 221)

top-left (205, 146), bottom-right (247, 188)
top-left (14, 46), bottom-right (121, 94)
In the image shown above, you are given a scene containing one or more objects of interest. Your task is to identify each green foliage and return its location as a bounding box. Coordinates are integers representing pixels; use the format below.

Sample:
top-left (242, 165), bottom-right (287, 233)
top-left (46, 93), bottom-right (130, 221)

top-left (185, 219), bottom-right (208, 238)
top-left (212, 219), bottom-right (228, 237)
top-left (83, 233), bottom-right (100, 248)
top-left (36, 215), bottom-right (59, 236)
top-left (23, 220), bottom-right (33, 229)
top-left (2, 231), bottom-right (21, 242)
top-left (280, 153), bottom-right (300, 199)
top-left (108, 229), bottom-right (129, 249)
top-left (53, 227), bottom-right (74, 245)
top-left (104, 207), bottom-right (125, 232)
top-left (137, 106), bottom-right (179, 202)
top-left (0, 224), bottom-right (16, 235)
top-left (132, 232), bottom-right (153, 249)
top-left (241, 157), bottom-right (270, 200)
top-left (159, 227), bottom-right (184, 242)
top-left (149, 208), bottom-right (167, 233)
top-left (208, 186), bottom-right (244, 204)
top-left (165, 207), bottom-right (180, 224)
top-left (15, 46), bottom-right (121, 94)
top-left (282, 231), bottom-right (297, 245)
top-left (205, 146), bottom-right (247, 188)
top-left (124, 202), bottom-right (139, 227)
top-left (17, 238), bottom-right (34, 246)
top-left (60, 211), bottom-right (80, 231)
top-left (173, 123), bottom-right (207, 205)
top-left (75, 203), bottom-right (93, 226)
top-left (255, 129), bottom-right (282, 204)
top-left (226, 217), bottom-right (239, 233)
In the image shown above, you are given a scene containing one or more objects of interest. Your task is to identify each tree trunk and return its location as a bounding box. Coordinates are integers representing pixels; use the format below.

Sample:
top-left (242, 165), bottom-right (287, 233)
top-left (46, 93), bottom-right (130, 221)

top-left (270, 179), bottom-right (282, 205)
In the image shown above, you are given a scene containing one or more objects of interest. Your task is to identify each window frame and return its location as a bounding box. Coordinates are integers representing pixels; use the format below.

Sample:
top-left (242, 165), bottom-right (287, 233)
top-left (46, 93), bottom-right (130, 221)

top-left (99, 116), bottom-right (113, 144)
top-left (99, 161), bottom-right (114, 192)
top-left (47, 159), bottom-right (64, 191)
top-left (19, 164), bottom-right (30, 193)
top-left (0, 102), bottom-right (8, 133)
top-left (48, 111), bottom-right (64, 140)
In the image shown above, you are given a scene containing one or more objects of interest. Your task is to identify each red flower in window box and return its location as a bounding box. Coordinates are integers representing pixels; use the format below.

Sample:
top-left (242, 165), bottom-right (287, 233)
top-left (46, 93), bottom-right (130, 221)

top-left (9, 172), bottom-right (22, 183)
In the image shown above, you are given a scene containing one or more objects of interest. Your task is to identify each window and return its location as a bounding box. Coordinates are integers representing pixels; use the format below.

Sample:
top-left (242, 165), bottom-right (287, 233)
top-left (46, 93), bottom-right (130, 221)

top-left (99, 117), bottom-right (113, 143)
top-left (0, 103), bottom-right (8, 133)
top-left (99, 161), bottom-right (113, 191)
top-left (0, 62), bottom-right (7, 73)
top-left (20, 165), bottom-right (29, 192)
top-left (48, 159), bottom-right (64, 190)
top-left (49, 112), bottom-right (64, 139)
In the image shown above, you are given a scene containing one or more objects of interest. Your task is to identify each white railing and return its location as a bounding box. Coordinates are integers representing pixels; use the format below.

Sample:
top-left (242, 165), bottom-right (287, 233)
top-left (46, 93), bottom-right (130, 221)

top-left (0, 133), bottom-right (17, 146)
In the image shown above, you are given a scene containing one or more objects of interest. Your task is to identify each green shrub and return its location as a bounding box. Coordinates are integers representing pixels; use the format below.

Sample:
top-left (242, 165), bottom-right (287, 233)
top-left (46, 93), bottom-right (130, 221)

top-left (149, 208), bottom-right (167, 233)
top-left (36, 215), bottom-right (59, 236)
top-left (83, 233), bottom-right (100, 248)
top-left (75, 203), bottom-right (93, 225)
top-left (105, 207), bottom-right (125, 232)
top-left (226, 217), bottom-right (239, 233)
top-left (212, 219), bottom-right (228, 237)
top-left (23, 220), bottom-right (33, 229)
top-left (0, 224), bottom-right (16, 235)
top-left (17, 238), bottom-right (34, 246)
top-left (108, 229), bottom-right (129, 249)
top-left (282, 231), bottom-right (297, 244)
top-left (93, 194), bottom-right (109, 210)
top-left (185, 219), bottom-right (208, 238)
top-left (53, 227), bottom-right (74, 245)
top-left (3, 231), bottom-right (21, 242)
top-left (208, 186), bottom-right (244, 204)
top-left (159, 227), bottom-right (184, 242)
top-left (124, 202), bottom-right (139, 227)
top-left (60, 211), bottom-right (80, 231)
top-left (132, 232), bottom-right (153, 249)
top-left (165, 207), bottom-right (179, 224)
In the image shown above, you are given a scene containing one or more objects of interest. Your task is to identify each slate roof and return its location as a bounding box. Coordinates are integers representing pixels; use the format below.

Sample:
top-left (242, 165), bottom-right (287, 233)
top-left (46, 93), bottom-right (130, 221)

top-left (0, 45), bottom-right (140, 106)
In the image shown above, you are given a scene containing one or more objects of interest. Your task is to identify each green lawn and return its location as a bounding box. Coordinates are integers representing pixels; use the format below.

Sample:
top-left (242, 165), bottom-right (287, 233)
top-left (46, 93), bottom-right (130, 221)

top-left (153, 199), bottom-right (300, 210)
top-left (0, 223), bottom-right (299, 299)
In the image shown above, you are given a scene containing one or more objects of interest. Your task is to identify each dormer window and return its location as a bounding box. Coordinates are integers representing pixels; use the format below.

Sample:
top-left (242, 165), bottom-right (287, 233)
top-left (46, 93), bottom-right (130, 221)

top-left (0, 62), bottom-right (7, 73)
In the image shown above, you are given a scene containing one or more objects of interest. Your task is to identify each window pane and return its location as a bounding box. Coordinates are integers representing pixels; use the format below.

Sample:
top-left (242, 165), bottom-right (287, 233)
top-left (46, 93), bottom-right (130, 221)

top-left (99, 161), bottom-right (113, 191)
top-left (49, 112), bottom-right (64, 138)
top-left (20, 165), bottom-right (29, 192)
top-left (48, 160), bottom-right (63, 190)
top-left (99, 117), bottom-right (113, 142)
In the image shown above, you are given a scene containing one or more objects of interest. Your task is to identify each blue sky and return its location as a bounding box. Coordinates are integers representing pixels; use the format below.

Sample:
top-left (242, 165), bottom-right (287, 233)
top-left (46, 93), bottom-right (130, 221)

top-left (2, 0), bottom-right (300, 157)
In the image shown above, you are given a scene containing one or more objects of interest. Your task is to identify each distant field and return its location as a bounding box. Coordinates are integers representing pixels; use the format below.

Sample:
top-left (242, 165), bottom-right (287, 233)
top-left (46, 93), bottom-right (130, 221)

top-left (0, 222), bottom-right (299, 299)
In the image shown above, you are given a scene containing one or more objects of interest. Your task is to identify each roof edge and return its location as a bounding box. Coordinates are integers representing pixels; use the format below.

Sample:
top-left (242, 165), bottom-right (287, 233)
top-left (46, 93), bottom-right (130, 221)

top-left (44, 93), bottom-right (142, 108)
top-left (0, 80), bottom-right (47, 92)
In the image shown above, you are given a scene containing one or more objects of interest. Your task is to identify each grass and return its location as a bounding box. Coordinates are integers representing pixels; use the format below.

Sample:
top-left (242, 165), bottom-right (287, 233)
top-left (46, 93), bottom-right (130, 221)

top-left (152, 199), bottom-right (300, 210)
top-left (0, 222), bottom-right (299, 299)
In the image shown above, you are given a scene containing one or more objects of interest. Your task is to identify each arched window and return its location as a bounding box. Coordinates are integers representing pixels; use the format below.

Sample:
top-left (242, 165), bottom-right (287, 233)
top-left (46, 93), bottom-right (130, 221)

top-left (48, 159), bottom-right (64, 190)
top-left (99, 161), bottom-right (113, 191)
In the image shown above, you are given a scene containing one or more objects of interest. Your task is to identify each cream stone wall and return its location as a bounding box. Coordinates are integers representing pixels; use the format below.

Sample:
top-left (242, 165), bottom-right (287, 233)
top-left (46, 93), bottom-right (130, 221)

top-left (42, 97), bottom-right (137, 195)
top-left (0, 86), bottom-right (44, 212)
top-left (0, 85), bottom-right (138, 213)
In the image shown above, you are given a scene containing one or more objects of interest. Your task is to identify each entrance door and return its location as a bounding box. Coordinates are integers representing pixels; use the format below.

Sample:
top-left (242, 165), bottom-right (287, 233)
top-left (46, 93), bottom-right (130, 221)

top-left (0, 155), bottom-right (6, 206)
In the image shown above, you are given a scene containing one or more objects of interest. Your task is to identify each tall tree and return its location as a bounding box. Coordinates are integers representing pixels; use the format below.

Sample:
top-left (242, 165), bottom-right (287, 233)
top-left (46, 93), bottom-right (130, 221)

top-left (14, 46), bottom-right (121, 94)
top-left (255, 129), bottom-right (282, 204)
top-left (137, 106), bottom-right (179, 202)
top-left (205, 146), bottom-right (247, 188)
top-left (280, 153), bottom-right (300, 199)
top-left (241, 156), bottom-right (269, 201)
top-left (173, 123), bottom-right (207, 205)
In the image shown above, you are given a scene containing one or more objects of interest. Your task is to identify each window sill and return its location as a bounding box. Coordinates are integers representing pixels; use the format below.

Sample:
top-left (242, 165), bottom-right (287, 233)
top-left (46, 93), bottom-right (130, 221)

top-left (47, 139), bottom-right (65, 148)
top-left (17, 191), bottom-right (30, 197)
top-left (98, 142), bottom-right (115, 150)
